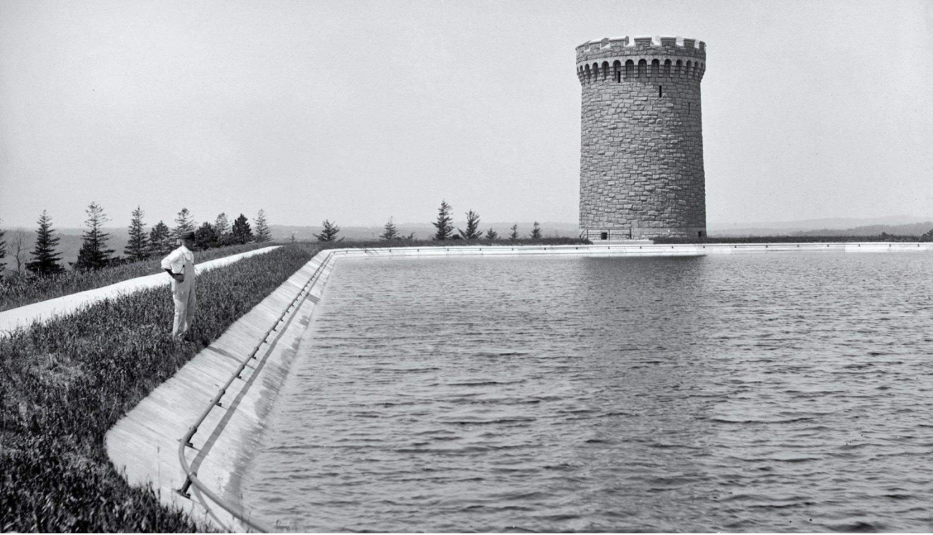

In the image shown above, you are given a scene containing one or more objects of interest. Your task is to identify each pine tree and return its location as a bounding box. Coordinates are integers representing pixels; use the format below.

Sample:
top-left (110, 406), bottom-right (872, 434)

top-left (314, 220), bottom-right (341, 242)
top-left (530, 221), bottom-right (542, 240)
top-left (194, 221), bottom-right (216, 250)
top-left (380, 217), bottom-right (398, 240)
top-left (124, 205), bottom-right (150, 262)
top-left (149, 220), bottom-right (172, 256)
top-left (231, 214), bottom-right (253, 244)
top-left (26, 210), bottom-right (64, 276)
top-left (173, 208), bottom-right (196, 239)
top-left (254, 209), bottom-right (271, 243)
top-left (432, 200), bottom-right (454, 241)
top-left (75, 202), bottom-right (115, 271)
top-left (214, 213), bottom-right (231, 246)
top-left (0, 225), bottom-right (6, 281)
top-left (485, 228), bottom-right (499, 240)
top-left (509, 224), bottom-right (519, 241)
top-left (458, 210), bottom-right (482, 240)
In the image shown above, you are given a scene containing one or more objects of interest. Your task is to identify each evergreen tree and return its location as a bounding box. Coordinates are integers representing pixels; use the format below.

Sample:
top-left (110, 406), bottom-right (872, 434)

top-left (214, 212), bottom-right (231, 246)
top-left (26, 210), bottom-right (64, 276)
top-left (0, 226), bottom-right (5, 280)
top-left (458, 210), bottom-right (482, 240)
top-left (314, 220), bottom-right (341, 242)
top-left (173, 207), bottom-right (196, 239)
top-left (194, 221), bottom-right (217, 250)
top-left (530, 221), bottom-right (542, 240)
top-left (380, 217), bottom-right (398, 240)
top-left (124, 205), bottom-right (150, 262)
top-left (432, 200), bottom-right (454, 241)
top-left (485, 228), bottom-right (499, 240)
top-left (231, 214), bottom-right (253, 244)
top-left (509, 224), bottom-right (519, 241)
top-left (75, 202), bottom-right (115, 271)
top-left (149, 220), bottom-right (172, 256)
top-left (254, 209), bottom-right (271, 243)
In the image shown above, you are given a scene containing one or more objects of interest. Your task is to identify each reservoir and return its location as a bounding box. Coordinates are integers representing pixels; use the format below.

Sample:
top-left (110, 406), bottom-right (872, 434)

top-left (241, 253), bottom-right (933, 531)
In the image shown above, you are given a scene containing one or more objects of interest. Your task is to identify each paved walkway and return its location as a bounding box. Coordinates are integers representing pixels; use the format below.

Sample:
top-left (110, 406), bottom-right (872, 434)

top-left (0, 246), bottom-right (280, 334)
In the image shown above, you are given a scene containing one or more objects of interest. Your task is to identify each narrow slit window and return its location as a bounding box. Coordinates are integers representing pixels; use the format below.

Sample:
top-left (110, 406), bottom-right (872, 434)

top-left (659, 85), bottom-right (663, 97)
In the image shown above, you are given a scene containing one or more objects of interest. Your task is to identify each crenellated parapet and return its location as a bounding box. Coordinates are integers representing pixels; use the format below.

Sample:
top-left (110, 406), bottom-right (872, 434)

top-left (575, 36), bottom-right (706, 84)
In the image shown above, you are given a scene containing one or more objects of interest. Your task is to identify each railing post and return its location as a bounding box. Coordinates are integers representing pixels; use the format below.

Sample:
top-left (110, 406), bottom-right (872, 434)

top-left (176, 476), bottom-right (193, 499)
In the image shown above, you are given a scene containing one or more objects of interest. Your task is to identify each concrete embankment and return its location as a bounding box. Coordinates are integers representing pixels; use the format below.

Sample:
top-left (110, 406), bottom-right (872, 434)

top-left (106, 250), bottom-right (336, 531)
top-left (105, 241), bottom-right (931, 531)
top-left (331, 241), bottom-right (933, 259)
top-left (0, 246), bottom-right (281, 334)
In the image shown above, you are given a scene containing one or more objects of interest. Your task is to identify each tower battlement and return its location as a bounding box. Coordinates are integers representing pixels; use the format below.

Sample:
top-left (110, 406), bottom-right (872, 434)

top-left (577, 35), bottom-right (708, 240)
top-left (576, 36), bottom-right (706, 85)
top-left (576, 35), bottom-right (706, 60)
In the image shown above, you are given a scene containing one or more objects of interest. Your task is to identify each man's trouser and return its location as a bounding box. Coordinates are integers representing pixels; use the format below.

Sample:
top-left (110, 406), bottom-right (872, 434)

top-left (172, 284), bottom-right (196, 339)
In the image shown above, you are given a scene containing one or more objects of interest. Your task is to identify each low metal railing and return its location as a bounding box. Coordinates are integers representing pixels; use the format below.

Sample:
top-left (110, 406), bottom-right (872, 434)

top-left (175, 250), bottom-right (335, 533)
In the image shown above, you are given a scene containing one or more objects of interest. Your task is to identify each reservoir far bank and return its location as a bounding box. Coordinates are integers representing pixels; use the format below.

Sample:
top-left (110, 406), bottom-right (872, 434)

top-left (242, 252), bottom-right (933, 532)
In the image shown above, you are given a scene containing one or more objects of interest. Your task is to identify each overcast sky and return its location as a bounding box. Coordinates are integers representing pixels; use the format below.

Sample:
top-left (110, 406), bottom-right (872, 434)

top-left (1, 0), bottom-right (931, 229)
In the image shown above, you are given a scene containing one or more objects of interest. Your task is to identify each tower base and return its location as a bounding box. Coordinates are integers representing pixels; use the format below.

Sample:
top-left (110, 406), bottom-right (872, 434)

top-left (581, 227), bottom-right (707, 242)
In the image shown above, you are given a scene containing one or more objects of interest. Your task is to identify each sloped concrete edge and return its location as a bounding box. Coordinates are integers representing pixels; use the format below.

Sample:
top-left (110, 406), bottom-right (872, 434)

top-left (105, 249), bottom-right (336, 532)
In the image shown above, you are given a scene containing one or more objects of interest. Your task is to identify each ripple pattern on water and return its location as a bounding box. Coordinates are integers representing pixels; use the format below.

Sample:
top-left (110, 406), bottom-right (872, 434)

top-left (241, 253), bottom-right (933, 532)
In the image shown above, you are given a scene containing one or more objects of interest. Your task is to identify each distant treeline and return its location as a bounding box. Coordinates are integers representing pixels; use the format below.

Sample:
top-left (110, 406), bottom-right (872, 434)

top-left (0, 204), bottom-right (273, 280)
top-left (654, 232), bottom-right (933, 244)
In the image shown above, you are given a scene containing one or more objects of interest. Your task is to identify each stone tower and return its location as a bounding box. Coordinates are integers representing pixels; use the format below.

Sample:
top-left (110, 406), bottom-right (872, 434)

top-left (577, 36), bottom-right (707, 240)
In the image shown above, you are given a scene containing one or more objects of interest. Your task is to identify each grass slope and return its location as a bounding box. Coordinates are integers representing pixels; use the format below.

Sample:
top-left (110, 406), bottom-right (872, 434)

top-left (0, 243), bottom-right (320, 532)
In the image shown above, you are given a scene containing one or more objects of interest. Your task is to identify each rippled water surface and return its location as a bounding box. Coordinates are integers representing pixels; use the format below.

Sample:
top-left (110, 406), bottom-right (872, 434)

top-left (242, 253), bottom-right (933, 532)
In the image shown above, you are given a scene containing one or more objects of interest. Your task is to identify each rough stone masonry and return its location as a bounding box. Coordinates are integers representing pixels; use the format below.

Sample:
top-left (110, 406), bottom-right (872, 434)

top-left (577, 36), bottom-right (707, 240)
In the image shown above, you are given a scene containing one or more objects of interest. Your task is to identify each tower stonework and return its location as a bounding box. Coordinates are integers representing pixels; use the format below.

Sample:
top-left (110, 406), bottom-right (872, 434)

top-left (577, 36), bottom-right (707, 240)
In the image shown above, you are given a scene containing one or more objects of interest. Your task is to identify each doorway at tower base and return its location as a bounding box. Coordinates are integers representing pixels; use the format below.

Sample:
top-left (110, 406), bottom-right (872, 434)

top-left (582, 227), bottom-right (707, 242)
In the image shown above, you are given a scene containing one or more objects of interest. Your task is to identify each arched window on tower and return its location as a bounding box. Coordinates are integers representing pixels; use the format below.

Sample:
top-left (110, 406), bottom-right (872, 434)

top-left (651, 59), bottom-right (660, 78)
top-left (613, 60), bottom-right (622, 82)
top-left (676, 59), bottom-right (683, 76)
top-left (686, 61), bottom-right (693, 78)
top-left (593, 63), bottom-right (600, 80)
top-left (601, 61), bottom-right (610, 81)
top-left (664, 59), bottom-right (672, 77)
top-left (625, 60), bottom-right (635, 79)
top-left (638, 59), bottom-right (647, 78)
top-left (584, 64), bottom-right (591, 82)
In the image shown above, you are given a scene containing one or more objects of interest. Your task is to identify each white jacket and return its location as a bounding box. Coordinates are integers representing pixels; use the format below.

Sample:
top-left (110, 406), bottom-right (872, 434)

top-left (161, 245), bottom-right (195, 290)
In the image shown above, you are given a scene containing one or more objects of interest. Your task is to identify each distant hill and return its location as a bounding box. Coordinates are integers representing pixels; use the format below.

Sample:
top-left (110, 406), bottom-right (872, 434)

top-left (792, 222), bottom-right (933, 237)
top-left (709, 216), bottom-right (933, 237)
top-left (2, 227), bottom-right (131, 271)
top-left (5, 216), bottom-right (931, 272)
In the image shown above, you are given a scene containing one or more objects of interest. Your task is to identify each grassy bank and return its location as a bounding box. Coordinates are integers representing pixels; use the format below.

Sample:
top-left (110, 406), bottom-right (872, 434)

top-left (0, 242), bottom-right (271, 313)
top-left (0, 243), bottom-right (321, 531)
